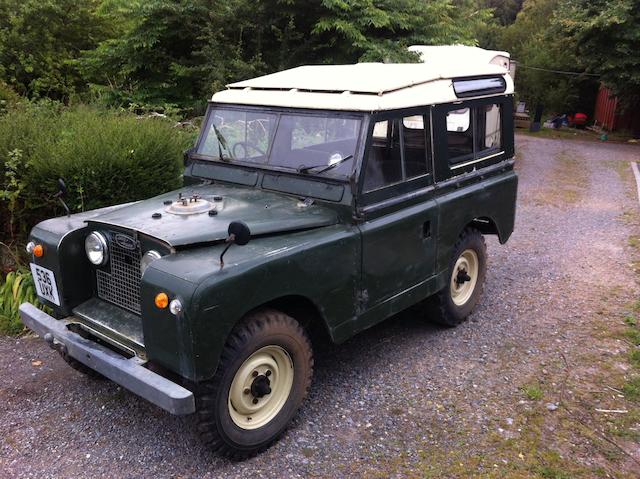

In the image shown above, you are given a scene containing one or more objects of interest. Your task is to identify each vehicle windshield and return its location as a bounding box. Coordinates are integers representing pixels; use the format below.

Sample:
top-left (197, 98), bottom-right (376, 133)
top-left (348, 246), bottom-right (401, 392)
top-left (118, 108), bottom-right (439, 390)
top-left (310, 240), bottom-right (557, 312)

top-left (196, 107), bottom-right (362, 178)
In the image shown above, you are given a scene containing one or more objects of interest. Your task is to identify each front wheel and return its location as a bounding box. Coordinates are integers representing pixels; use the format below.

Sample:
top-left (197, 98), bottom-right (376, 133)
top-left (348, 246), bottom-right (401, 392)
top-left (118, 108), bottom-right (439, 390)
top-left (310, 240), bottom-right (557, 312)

top-left (426, 228), bottom-right (487, 327)
top-left (196, 309), bottom-right (313, 459)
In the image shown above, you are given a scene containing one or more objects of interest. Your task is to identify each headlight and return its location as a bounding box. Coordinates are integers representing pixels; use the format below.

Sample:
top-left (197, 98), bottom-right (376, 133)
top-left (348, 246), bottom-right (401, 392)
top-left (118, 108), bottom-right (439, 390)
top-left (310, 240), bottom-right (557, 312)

top-left (140, 250), bottom-right (162, 275)
top-left (85, 232), bottom-right (108, 266)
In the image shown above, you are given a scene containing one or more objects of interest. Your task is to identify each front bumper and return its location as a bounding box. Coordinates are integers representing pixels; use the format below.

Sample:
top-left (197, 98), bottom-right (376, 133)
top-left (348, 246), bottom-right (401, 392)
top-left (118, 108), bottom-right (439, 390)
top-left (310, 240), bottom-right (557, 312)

top-left (19, 303), bottom-right (195, 415)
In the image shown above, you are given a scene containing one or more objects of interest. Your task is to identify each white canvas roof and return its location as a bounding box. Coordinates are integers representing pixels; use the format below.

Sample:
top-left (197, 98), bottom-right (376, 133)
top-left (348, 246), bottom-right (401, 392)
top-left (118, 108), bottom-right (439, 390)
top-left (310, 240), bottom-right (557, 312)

top-left (407, 45), bottom-right (511, 71)
top-left (211, 46), bottom-right (513, 112)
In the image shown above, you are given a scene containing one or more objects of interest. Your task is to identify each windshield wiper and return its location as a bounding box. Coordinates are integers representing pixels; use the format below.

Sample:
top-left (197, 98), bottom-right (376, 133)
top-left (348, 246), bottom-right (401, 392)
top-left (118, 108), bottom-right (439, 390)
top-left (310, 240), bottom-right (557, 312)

top-left (211, 124), bottom-right (233, 162)
top-left (297, 154), bottom-right (354, 174)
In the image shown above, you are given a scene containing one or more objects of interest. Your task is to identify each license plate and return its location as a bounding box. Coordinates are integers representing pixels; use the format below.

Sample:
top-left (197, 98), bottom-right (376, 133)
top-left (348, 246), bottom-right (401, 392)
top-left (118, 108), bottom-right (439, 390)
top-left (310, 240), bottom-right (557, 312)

top-left (30, 264), bottom-right (60, 306)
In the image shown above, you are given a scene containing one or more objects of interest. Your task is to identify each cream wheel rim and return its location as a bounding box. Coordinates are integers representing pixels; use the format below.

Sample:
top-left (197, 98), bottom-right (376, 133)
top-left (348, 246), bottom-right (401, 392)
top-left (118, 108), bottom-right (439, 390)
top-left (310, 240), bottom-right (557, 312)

top-left (450, 249), bottom-right (479, 306)
top-left (228, 345), bottom-right (294, 430)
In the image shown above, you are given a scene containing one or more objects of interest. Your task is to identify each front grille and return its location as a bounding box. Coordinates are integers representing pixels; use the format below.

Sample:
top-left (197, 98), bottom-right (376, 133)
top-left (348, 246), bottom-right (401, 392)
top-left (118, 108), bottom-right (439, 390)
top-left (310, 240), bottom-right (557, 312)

top-left (96, 232), bottom-right (142, 314)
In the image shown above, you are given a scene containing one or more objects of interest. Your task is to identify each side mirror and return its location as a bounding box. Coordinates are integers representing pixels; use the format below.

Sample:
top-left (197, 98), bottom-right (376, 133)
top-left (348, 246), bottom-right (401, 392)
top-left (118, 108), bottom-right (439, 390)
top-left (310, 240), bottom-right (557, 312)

top-left (55, 177), bottom-right (70, 217)
top-left (219, 221), bottom-right (251, 268)
top-left (56, 178), bottom-right (67, 198)
top-left (227, 221), bottom-right (251, 246)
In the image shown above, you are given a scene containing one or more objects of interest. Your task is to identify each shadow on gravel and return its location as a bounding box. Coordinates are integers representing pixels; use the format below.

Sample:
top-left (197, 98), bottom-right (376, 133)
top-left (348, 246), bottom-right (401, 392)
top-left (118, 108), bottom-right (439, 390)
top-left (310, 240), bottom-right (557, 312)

top-left (311, 307), bottom-right (444, 376)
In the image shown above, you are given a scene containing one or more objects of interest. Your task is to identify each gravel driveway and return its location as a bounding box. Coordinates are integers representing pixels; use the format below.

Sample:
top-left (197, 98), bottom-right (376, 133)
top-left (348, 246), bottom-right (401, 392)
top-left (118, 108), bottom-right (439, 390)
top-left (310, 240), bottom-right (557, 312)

top-left (2, 135), bottom-right (640, 478)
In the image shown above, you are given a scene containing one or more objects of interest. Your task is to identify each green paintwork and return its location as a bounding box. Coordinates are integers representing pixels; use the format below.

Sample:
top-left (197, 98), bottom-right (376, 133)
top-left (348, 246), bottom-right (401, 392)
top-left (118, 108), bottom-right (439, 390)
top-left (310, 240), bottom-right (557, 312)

top-left (88, 184), bottom-right (339, 247)
top-left (26, 95), bottom-right (518, 386)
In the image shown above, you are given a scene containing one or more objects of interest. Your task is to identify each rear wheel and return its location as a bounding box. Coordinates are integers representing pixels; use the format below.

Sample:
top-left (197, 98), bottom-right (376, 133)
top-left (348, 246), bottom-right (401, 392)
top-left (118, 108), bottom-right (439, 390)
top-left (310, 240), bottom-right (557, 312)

top-left (196, 309), bottom-right (313, 459)
top-left (426, 228), bottom-right (487, 327)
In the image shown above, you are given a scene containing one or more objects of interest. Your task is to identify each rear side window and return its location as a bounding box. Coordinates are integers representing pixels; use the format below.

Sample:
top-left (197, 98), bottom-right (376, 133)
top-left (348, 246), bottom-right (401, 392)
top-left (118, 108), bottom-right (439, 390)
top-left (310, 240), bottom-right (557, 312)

top-left (477, 103), bottom-right (502, 153)
top-left (446, 108), bottom-right (473, 160)
top-left (446, 102), bottom-right (503, 164)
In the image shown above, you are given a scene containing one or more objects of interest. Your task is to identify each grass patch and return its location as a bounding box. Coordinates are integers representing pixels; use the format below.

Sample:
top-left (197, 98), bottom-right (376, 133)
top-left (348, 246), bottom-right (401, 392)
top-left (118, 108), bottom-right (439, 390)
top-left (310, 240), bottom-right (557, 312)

top-left (531, 151), bottom-right (588, 207)
top-left (622, 376), bottom-right (640, 402)
top-left (0, 269), bottom-right (47, 335)
top-left (517, 127), bottom-right (639, 144)
top-left (628, 236), bottom-right (640, 249)
top-left (624, 328), bottom-right (640, 346)
top-left (624, 314), bottom-right (637, 327)
top-left (517, 127), bottom-right (596, 142)
top-left (522, 383), bottom-right (544, 401)
top-left (630, 349), bottom-right (640, 366)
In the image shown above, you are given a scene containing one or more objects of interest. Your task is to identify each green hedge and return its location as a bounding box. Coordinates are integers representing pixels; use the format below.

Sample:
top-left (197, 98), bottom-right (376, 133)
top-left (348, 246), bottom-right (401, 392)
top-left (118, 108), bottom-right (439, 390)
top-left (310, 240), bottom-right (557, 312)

top-left (0, 103), bottom-right (197, 249)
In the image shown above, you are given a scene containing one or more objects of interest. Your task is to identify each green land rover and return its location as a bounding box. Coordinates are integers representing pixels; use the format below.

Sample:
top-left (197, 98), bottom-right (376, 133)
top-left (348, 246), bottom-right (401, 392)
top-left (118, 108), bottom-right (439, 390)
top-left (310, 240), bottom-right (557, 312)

top-left (20, 46), bottom-right (517, 458)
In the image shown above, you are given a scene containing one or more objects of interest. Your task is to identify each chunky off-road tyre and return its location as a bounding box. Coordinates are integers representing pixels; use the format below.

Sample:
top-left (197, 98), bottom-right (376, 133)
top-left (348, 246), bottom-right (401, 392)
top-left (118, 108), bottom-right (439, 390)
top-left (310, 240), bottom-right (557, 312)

top-left (59, 350), bottom-right (104, 379)
top-left (196, 309), bottom-right (313, 459)
top-left (426, 228), bottom-right (487, 327)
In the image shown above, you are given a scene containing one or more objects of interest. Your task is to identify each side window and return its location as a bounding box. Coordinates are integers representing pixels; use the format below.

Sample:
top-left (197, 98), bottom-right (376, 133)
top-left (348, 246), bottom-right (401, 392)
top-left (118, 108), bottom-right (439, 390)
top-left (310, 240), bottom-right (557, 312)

top-left (477, 103), bottom-right (502, 154)
top-left (402, 115), bottom-right (429, 178)
top-left (446, 108), bottom-right (473, 162)
top-left (363, 120), bottom-right (402, 192)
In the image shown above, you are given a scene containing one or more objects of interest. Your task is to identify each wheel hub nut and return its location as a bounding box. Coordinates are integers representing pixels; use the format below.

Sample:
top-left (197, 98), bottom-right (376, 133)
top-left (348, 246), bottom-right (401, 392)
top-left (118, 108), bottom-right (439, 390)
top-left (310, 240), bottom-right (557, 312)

top-left (250, 374), bottom-right (272, 398)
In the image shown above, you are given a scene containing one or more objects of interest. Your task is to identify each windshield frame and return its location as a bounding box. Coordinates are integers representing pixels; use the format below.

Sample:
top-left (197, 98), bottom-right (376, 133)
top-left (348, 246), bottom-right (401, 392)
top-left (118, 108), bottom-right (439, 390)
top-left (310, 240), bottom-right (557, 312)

top-left (192, 103), bottom-right (367, 182)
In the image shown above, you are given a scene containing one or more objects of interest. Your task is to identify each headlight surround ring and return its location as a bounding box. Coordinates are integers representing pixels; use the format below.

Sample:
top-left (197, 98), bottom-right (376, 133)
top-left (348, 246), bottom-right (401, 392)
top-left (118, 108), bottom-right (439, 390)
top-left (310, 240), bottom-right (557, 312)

top-left (85, 231), bottom-right (108, 266)
top-left (140, 250), bottom-right (162, 276)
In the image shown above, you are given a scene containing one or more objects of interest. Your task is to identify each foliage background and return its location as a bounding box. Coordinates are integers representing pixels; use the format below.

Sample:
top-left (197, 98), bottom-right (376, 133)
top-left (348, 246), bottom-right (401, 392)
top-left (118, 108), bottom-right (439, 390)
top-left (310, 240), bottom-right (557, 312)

top-left (0, 103), bottom-right (195, 248)
top-left (2, 0), bottom-right (637, 116)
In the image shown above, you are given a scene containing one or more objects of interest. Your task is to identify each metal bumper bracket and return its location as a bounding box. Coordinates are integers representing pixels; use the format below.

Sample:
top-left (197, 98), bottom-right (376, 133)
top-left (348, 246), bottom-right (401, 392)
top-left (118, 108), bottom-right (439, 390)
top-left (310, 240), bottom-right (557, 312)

top-left (19, 303), bottom-right (195, 415)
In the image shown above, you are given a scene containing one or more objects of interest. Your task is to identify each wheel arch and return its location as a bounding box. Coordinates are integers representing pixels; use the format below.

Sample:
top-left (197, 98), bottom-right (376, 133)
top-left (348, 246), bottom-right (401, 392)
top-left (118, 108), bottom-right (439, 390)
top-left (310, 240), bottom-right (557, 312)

top-left (467, 215), bottom-right (508, 243)
top-left (247, 294), bottom-right (334, 347)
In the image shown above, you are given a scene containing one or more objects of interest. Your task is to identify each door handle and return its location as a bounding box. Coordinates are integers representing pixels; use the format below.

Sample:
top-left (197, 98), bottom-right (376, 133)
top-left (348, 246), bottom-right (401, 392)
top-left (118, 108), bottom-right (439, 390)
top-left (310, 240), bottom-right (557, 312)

top-left (422, 221), bottom-right (431, 238)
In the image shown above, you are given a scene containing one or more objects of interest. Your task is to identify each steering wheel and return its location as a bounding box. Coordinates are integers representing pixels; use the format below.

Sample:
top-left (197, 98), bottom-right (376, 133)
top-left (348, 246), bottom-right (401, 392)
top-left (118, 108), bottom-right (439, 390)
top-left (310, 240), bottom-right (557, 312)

top-left (233, 141), bottom-right (267, 158)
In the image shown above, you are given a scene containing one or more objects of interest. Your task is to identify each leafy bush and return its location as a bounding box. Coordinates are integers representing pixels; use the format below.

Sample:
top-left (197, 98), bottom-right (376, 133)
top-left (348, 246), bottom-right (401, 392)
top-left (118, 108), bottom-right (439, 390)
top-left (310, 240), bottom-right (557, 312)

top-left (0, 103), bottom-right (196, 247)
top-left (0, 269), bottom-right (44, 335)
top-left (0, 81), bottom-right (21, 114)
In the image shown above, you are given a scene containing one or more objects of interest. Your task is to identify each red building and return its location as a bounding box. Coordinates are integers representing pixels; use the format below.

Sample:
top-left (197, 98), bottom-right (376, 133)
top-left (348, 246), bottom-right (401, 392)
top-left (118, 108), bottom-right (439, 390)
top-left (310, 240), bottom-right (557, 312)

top-left (594, 84), bottom-right (640, 134)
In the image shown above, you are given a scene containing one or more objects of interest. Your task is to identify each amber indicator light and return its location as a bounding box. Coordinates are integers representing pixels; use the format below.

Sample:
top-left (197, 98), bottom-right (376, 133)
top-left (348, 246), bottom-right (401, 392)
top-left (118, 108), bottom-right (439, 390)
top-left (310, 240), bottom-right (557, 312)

top-left (155, 292), bottom-right (169, 309)
top-left (33, 244), bottom-right (44, 258)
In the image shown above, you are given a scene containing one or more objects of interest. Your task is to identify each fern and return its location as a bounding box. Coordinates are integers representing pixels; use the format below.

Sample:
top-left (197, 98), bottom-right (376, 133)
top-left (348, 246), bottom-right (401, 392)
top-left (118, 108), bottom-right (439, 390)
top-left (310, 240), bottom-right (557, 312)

top-left (0, 270), bottom-right (46, 335)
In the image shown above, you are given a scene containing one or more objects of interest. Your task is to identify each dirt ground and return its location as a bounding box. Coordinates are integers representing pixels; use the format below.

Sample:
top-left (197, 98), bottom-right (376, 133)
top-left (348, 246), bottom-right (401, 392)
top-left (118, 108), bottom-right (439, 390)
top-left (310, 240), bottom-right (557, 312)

top-left (1, 135), bottom-right (640, 478)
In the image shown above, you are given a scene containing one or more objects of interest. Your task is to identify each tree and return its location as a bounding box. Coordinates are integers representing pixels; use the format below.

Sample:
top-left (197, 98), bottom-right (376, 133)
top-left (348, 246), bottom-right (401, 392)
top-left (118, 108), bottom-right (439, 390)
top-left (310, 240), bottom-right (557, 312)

top-left (0, 0), bottom-right (111, 102)
top-left (554, 0), bottom-right (640, 109)
top-left (497, 0), bottom-right (598, 114)
top-left (80, 0), bottom-right (214, 112)
top-left (81, 0), bottom-right (494, 112)
top-left (480, 0), bottom-right (523, 25)
top-left (314, 0), bottom-right (493, 63)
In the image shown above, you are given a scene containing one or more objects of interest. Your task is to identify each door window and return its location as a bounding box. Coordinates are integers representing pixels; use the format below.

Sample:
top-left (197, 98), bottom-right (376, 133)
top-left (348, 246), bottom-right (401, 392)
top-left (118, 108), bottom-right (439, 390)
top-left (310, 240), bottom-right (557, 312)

top-left (363, 120), bottom-right (403, 191)
top-left (363, 115), bottom-right (431, 192)
top-left (402, 115), bottom-right (429, 179)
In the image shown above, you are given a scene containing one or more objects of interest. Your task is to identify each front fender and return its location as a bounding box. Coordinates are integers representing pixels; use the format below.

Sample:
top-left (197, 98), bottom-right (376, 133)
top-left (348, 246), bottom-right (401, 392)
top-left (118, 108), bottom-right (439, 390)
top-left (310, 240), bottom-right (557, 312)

top-left (149, 224), bottom-right (360, 382)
